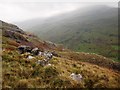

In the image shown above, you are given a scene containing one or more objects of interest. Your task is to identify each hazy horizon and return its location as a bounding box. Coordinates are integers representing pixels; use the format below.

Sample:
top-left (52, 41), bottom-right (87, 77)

top-left (0, 2), bottom-right (118, 23)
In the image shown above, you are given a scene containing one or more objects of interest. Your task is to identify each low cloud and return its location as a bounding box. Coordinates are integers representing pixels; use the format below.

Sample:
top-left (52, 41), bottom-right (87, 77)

top-left (0, 2), bottom-right (118, 23)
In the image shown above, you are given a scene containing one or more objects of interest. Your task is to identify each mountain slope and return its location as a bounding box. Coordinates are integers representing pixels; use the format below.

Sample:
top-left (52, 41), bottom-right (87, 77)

top-left (1, 20), bottom-right (64, 51)
top-left (1, 20), bottom-right (120, 88)
top-left (17, 5), bottom-right (119, 60)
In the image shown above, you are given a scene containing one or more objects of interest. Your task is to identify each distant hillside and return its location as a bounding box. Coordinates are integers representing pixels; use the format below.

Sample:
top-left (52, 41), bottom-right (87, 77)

top-left (16, 5), bottom-right (119, 61)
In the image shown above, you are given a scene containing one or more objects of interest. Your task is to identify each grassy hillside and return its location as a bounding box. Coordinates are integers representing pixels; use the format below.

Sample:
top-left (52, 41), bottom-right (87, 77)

top-left (2, 50), bottom-right (120, 88)
top-left (2, 20), bottom-right (120, 88)
top-left (17, 5), bottom-right (118, 61)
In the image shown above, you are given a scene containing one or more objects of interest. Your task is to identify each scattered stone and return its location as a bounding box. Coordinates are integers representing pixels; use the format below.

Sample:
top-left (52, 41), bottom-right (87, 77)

top-left (27, 55), bottom-right (34, 59)
top-left (21, 52), bottom-right (31, 58)
top-left (46, 52), bottom-right (53, 60)
top-left (43, 59), bottom-right (48, 62)
top-left (18, 45), bottom-right (54, 67)
top-left (51, 51), bottom-right (59, 57)
top-left (36, 60), bottom-right (46, 66)
top-left (38, 51), bottom-right (43, 56)
top-left (31, 48), bottom-right (40, 55)
top-left (18, 45), bottom-right (32, 54)
top-left (70, 73), bottom-right (82, 82)
top-left (36, 59), bottom-right (52, 66)
top-left (47, 64), bottom-right (52, 66)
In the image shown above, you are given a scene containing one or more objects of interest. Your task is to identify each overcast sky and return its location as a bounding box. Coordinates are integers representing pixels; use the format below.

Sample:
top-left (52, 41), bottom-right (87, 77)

top-left (0, 0), bottom-right (118, 23)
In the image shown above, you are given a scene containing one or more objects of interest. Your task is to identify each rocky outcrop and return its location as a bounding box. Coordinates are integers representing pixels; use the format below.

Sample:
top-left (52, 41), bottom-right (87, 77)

top-left (1, 20), bottom-right (28, 42)
top-left (1, 20), bottom-right (25, 34)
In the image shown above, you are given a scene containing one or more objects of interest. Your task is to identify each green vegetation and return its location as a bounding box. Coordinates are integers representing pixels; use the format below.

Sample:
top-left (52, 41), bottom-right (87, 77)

top-left (20, 6), bottom-right (118, 61)
top-left (2, 16), bottom-right (120, 88)
top-left (112, 45), bottom-right (120, 50)
top-left (2, 50), bottom-right (120, 88)
top-left (2, 33), bottom-right (120, 88)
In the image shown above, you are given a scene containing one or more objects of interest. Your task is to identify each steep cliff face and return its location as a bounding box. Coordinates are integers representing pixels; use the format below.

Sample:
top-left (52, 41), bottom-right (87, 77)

top-left (1, 20), bottom-right (120, 88)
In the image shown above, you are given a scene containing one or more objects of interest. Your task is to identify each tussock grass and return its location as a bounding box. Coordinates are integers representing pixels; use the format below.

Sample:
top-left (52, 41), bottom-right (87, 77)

top-left (2, 42), bottom-right (120, 88)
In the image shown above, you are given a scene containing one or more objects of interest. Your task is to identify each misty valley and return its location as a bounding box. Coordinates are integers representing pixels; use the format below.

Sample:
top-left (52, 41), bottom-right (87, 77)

top-left (1, 3), bottom-right (120, 88)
